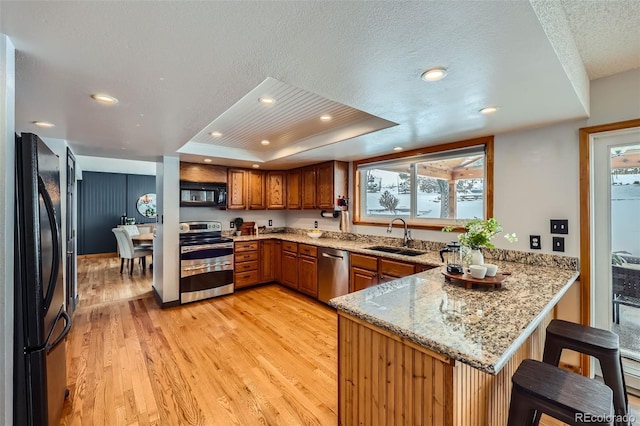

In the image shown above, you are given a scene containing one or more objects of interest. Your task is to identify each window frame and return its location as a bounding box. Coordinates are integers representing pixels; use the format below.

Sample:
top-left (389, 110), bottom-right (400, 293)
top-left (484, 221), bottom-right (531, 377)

top-left (352, 136), bottom-right (494, 231)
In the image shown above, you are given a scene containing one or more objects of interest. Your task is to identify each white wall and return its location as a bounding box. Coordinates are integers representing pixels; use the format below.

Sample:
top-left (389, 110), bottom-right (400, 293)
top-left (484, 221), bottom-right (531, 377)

top-left (493, 120), bottom-right (583, 256)
top-left (0, 33), bottom-right (15, 426)
top-left (181, 208), bottom-right (287, 231)
top-left (588, 68), bottom-right (640, 126)
top-left (76, 155), bottom-right (156, 176)
top-left (154, 157), bottom-right (180, 304)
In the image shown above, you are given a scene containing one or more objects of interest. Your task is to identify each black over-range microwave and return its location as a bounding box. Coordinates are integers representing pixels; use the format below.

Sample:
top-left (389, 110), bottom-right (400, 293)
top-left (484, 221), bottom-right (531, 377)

top-left (180, 181), bottom-right (227, 208)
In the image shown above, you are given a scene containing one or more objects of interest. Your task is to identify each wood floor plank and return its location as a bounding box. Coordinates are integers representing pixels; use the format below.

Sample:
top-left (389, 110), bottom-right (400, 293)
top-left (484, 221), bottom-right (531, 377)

top-left (61, 257), bottom-right (337, 425)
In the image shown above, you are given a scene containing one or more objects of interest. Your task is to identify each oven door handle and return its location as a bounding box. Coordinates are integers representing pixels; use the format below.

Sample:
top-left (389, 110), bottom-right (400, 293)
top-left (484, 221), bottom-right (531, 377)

top-left (182, 262), bottom-right (233, 272)
top-left (181, 243), bottom-right (233, 253)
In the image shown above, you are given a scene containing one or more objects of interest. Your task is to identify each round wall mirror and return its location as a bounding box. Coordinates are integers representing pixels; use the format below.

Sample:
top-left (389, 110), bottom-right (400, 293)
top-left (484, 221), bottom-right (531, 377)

top-left (136, 193), bottom-right (157, 218)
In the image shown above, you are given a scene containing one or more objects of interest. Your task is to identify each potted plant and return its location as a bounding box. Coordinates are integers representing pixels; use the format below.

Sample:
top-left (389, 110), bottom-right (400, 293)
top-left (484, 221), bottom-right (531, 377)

top-left (233, 217), bottom-right (244, 236)
top-left (443, 218), bottom-right (517, 265)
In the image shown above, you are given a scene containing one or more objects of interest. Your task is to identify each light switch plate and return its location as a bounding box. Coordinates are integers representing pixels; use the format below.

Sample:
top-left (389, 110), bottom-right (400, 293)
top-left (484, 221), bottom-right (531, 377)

top-left (552, 237), bottom-right (565, 252)
top-left (230, 221), bottom-right (234, 228)
top-left (550, 219), bottom-right (568, 234)
top-left (268, 219), bottom-right (273, 226)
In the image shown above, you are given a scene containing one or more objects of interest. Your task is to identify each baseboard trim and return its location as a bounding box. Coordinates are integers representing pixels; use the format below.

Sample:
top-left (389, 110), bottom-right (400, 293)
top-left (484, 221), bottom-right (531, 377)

top-left (152, 286), bottom-right (180, 309)
top-left (78, 252), bottom-right (117, 259)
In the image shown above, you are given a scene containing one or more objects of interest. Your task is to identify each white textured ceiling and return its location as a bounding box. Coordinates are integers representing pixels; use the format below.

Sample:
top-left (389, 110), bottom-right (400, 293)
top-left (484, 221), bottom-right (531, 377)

top-left (560, 0), bottom-right (640, 80)
top-left (0, 1), bottom-right (636, 169)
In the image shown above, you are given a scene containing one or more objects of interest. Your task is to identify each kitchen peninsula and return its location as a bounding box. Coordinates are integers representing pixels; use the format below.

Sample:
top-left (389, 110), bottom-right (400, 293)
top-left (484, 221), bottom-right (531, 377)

top-left (329, 260), bottom-right (579, 426)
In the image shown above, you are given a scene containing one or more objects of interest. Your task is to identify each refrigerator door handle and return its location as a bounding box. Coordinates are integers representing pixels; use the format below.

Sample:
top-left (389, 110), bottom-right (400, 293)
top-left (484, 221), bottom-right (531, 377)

top-left (39, 175), bottom-right (61, 315)
top-left (46, 309), bottom-right (72, 354)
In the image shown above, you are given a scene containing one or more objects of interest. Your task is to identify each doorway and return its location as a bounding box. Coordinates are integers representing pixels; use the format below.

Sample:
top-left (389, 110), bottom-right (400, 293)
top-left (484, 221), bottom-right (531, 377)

top-left (587, 122), bottom-right (640, 391)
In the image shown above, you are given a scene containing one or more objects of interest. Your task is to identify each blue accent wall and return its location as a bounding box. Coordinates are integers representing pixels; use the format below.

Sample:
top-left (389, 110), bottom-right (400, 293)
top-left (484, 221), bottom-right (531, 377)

top-left (78, 172), bottom-right (155, 254)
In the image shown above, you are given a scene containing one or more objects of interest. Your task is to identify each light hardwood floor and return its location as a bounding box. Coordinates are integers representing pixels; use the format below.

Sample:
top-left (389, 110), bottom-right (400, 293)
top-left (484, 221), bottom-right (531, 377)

top-left (61, 258), bottom-right (337, 425)
top-left (64, 257), bottom-right (640, 425)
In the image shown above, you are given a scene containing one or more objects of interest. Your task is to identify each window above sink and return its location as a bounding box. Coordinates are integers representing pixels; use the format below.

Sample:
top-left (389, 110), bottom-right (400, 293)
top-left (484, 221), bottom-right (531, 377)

top-left (353, 136), bottom-right (494, 231)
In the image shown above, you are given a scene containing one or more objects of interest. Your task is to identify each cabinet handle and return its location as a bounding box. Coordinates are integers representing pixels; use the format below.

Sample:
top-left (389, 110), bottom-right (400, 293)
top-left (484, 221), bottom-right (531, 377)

top-left (379, 274), bottom-right (384, 279)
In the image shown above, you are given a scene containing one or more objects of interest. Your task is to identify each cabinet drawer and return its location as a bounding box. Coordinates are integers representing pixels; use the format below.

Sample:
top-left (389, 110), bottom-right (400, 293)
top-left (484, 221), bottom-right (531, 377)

top-left (235, 241), bottom-right (259, 252)
top-left (235, 260), bottom-right (258, 272)
top-left (379, 258), bottom-right (415, 278)
top-left (298, 244), bottom-right (317, 258)
top-left (235, 251), bottom-right (258, 262)
top-left (351, 253), bottom-right (378, 271)
top-left (235, 270), bottom-right (259, 288)
top-left (282, 241), bottom-right (298, 253)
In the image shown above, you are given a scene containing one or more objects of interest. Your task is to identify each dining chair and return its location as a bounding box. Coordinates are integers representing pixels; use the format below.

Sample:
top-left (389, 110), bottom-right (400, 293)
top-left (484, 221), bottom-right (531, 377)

top-left (112, 228), bottom-right (153, 275)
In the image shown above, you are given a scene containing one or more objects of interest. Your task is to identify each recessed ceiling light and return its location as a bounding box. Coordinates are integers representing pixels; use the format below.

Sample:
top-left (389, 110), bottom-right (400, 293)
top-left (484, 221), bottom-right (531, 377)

top-left (91, 93), bottom-right (118, 105)
top-left (252, 164), bottom-right (260, 168)
top-left (33, 121), bottom-right (55, 128)
top-left (393, 146), bottom-right (403, 151)
top-left (320, 114), bottom-right (332, 121)
top-left (479, 106), bottom-right (499, 115)
top-left (203, 158), bottom-right (213, 163)
top-left (258, 97), bottom-right (275, 105)
top-left (421, 67), bottom-right (447, 82)
top-left (261, 139), bottom-right (270, 146)
top-left (210, 131), bottom-right (222, 138)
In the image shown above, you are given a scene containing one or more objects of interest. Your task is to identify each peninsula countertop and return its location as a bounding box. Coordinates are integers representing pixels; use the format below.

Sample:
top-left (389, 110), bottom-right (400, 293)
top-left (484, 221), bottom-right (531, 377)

top-left (329, 264), bottom-right (578, 375)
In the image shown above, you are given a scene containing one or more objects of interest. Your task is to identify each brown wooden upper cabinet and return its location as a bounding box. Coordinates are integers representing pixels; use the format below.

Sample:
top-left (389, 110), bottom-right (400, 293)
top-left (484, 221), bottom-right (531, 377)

top-left (300, 161), bottom-right (349, 210)
top-left (179, 162), bottom-right (227, 183)
top-left (287, 169), bottom-right (302, 209)
top-left (227, 168), bottom-right (247, 210)
top-left (248, 170), bottom-right (266, 210)
top-left (266, 171), bottom-right (287, 209)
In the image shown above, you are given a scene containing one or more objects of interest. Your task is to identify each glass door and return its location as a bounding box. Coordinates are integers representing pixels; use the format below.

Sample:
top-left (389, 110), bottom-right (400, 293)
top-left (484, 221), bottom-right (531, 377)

top-left (593, 127), bottom-right (640, 391)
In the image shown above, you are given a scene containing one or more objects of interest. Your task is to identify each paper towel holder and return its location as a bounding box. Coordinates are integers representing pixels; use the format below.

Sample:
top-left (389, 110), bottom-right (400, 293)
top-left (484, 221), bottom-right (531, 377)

top-left (320, 210), bottom-right (340, 219)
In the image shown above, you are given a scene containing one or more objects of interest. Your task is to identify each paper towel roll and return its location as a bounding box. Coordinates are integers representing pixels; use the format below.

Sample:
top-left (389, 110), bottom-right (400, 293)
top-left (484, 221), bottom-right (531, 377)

top-left (339, 211), bottom-right (351, 233)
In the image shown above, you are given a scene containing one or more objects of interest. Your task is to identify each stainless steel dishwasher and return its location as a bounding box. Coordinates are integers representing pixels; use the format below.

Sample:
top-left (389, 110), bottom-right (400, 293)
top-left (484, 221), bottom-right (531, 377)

top-left (318, 247), bottom-right (350, 303)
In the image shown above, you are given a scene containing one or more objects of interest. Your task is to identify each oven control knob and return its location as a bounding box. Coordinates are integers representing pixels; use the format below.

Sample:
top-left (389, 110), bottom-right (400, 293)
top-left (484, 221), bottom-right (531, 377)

top-left (179, 223), bottom-right (189, 233)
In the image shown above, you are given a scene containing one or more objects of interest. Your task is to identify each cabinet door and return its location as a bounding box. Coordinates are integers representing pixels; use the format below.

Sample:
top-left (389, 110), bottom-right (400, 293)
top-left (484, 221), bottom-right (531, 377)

top-left (316, 161), bottom-right (335, 209)
top-left (274, 241), bottom-right (282, 283)
top-left (266, 171), bottom-right (286, 209)
top-left (350, 266), bottom-right (378, 292)
top-left (379, 258), bottom-right (416, 281)
top-left (298, 255), bottom-right (318, 297)
top-left (302, 166), bottom-right (317, 209)
top-left (248, 170), bottom-right (266, 210)
top-left (287, 169), bottom-right (301, 209)
top-left (281, 250), bottom-right (298, 290)
top-left (227, 169), bottom-right (246, 210)
top-left (260, 240), bottom-right (274, 283)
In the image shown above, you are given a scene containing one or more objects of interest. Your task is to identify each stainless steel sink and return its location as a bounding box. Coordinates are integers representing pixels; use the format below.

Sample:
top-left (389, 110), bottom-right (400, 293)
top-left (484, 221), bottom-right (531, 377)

top-left (365, 246), bottom-right (425, 257)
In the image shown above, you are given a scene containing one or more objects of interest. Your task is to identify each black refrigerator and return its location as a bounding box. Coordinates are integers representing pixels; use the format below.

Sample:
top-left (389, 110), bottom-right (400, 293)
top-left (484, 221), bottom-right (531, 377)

top-left (14, 133), bottom-right (72, 426)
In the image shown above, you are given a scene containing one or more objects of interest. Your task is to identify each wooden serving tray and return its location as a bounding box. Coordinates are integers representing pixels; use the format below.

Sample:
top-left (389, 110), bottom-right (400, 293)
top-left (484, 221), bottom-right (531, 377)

top-left (441, 269), bottom-right (507, 289)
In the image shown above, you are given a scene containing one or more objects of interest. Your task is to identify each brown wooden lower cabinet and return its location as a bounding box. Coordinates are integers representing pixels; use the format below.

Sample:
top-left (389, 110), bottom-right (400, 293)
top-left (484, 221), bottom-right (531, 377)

top-left (259, 239), bottom-right (274, 283)
top-left (281, 244), bottom-right (298, 290)
top-left (337, 312), bottom-right (551, 426)
top-left (350, 253), bottom-right (421, 291)
top-left (351, 266), bottom-right (378, 292)
top-left (298, 244), bottom-right (318, 297)
top-left (234, 241), bottom-right (259, 288)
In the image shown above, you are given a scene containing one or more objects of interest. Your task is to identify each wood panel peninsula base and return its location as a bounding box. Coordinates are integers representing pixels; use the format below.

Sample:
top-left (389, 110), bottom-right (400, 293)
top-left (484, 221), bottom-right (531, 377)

top-left (337, 311), bottom-right (551, 426)
top-left (330, 265), bottom-right (579, 426)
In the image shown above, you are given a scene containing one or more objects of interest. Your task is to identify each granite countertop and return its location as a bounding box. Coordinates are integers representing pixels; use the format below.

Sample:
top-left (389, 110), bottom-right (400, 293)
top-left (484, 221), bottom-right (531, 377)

top-left (233, 231), bottom-right (578, 374)
top-left (231, 232), bottom-right (443, 267)
top-left (329, 264), bottom-right (579, 375)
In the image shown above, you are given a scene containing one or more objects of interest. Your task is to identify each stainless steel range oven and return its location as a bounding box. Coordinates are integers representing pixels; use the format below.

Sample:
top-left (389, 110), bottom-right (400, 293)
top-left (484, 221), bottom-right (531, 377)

top-left (179, 221), bottom-right (234, 304)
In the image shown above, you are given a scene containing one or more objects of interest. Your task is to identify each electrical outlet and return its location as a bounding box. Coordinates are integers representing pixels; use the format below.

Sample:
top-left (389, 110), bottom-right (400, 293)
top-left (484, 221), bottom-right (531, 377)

top-left (268, 219), bottom-right (273, 227)
top-left (314, 220), bottom-right (318, 229)
top-left (530, 235), bottom-right (541, 250)
top-left (550, 219), bottom-right (568, 234)
top-left (230, 221), bottom-right (234, 228)
top-left (552, 237), bottom-right (565, 252)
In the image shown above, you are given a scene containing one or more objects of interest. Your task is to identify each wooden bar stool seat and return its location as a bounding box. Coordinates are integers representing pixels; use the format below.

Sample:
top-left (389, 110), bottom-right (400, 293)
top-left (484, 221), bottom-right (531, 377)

top-left (542, 319), bottom-right (629, 425)
top-left (508, 359), bottom-right (614, 425)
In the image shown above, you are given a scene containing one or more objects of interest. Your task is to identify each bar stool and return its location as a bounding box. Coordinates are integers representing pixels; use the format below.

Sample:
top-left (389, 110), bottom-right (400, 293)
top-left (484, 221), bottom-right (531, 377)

top-left (542, 319), bottom-right (629, 426)
top-left (508, 359), bottom-right (613, 425)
